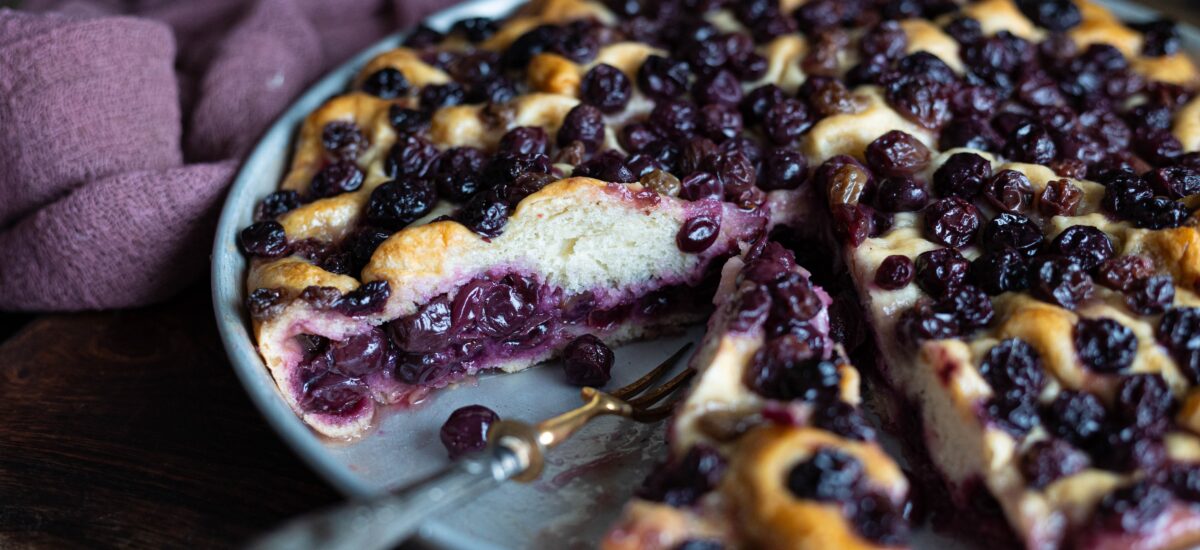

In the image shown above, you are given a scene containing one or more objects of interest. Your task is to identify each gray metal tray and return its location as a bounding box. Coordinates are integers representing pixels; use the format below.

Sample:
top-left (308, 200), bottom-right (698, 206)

top-left (210, 2), bottom-right (1200, 548)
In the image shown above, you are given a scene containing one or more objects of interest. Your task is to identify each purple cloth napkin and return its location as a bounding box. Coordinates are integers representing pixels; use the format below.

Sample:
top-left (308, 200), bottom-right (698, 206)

top-left (0, 0), bottom-right (455, 311)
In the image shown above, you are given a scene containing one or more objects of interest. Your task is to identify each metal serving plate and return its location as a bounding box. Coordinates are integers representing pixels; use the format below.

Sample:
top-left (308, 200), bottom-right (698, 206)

top-left (211, 2), bottom-right (1200, 548)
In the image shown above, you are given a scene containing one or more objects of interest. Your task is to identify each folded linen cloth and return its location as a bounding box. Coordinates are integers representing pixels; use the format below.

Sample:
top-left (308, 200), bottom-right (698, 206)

top-left (0, 0), bottom-right (455, 311)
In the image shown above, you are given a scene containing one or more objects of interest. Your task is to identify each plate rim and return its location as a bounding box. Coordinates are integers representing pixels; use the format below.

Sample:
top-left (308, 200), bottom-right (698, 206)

top-left (210, 1), bottom-right (1200, 547)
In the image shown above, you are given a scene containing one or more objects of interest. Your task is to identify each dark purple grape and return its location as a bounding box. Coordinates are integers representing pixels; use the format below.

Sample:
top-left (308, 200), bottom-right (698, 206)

top-left (762, 99), bottom-right (812, 145)
top-left (239, 221), bottom-right (289, 258)
top-left (1132, 197), bottom-right (1189, 230)
top-left (848, 492), bottom-right (910, 546)
top-left (1102, 427), bottom-right (1166, 472)
top-left (709, 151), bottom-right (756, 195)
top-left (637, 55), bottom-right (691, 100)
top-left (860, 20), bottom-right (908, 60)
top-left (1145, 166), bottom-right (1200, 199)
top-left (787, 448), bottom-right (864, 502)
top-left (982, 212), bottom-right (1043, 255)
top-left (619, 123), bottom-right (662, 153)
top-left (366, 177), bottom-right (438, 230)
top-left (1074, 317), bottom-right (1137, 373)
top-left (333, 280), bottom-right (390, 317)
top-left (484, 153), bottom-right (552, 187)
top-left (557, 104), bottom-right (606, 150)
top-left (1093, 480), bottom-right (1170, 534)
top-left (440, 405), bottom-right (500, 459)
top-left (1104, 176), bottom-right (1154, 222)
top-left (875, 255), bottom-right (915, 290)
top-left (952, 86), bottom-right (1003, 118)
top-left (729, 285), bottom-right (771, 332)
top-left (388, 106), bottom-right (429, 134)
top-left (1030, 255), bottom-right (1093, 310)
top-left (758, 148), bottom-right (806, 191)
top-left (769, 271), bottom-right (824, 323)
top-left (692, 69), bottom-right (743, 106)
top-left (1020, 438), bottom-right (1090, 489)
top-left (386, 134), bottom-right (440, 178)
top-left (933, 284), bottom-right (995, 331)
top-left (498, 127), bottom-right (549, 156)
top-left (1016, 0), bottom-right (1081, 31)
top-left (1168, 464), bottom-right (1200, 503)
top-left (978, 338), bottom-right (1045, 402)
top-left (971, 248), bottom-right (1030, 295)
top-left (1114, 373), bottom-right (1173, 437)
top-left (1125, 275), bottom-right (1175, 315)
top-left (361, 68), bottom-right (410, 99)
top-left (255, 190), bottom-right (301, 221)
top-left (1037, 179), bottom-right (1083, 217)
top-left (1158, 307), bottom-right (1200, 383)
top-left (389, 296), bottom-right (453, 353)
top-left (328, 329), bottom-right (388, 378)
top-left (574, 150), bottom-right (636, 183)
top-left (433, 147), bottom-right (487, 203)
top-left (1049, 225), bottom-right (1113, 271)
top-left (299, 362), bottom-right (367, 415)
top-left (505, 171), bottom-right (558, 205)
top-left (636, 445), bottom-right (727, 507)
top-left (451, 17), bottom-right (497, 42)
top-left (748, 342), bottom-right (838, 401)
top-left (865, 130), bottom-right (932, 177)
top-left (719, 136), bottom-right (763, 166)
top-left (984, 395), bottom-right (1041, 436)
top-left (1004, 122), bottom-right (1057, 164)
top-left (874, 176), bottom-right (929, 212)
top-left (1133, 19), bottom-right (1181, 57)
top-left (915, 247), bottom-right (970, 298)
top-left (247, 287), bottom-right (285, 320)
top-left (680, 137), bottom-right (718, 175)
top-left (1017, 71), bottom-right (1069, 107)
top-left (676, 215), bottom-right (721, 253)
top-left (581, 63), bottom-right (632, 114)
top-left (700, 103), bottom-right (743, 142)
top-left (650, 100), bottom-right (701, 141)
top-left (502, 24), bottom-right (562, 69)
top-left (924, 197), bottom-right (981, 248)
top-left (456, 193), bottom-right (509, 237)
top-left (679, 172), bottom-right (723, 201)
top-left (939, 117), bottom-right (1003, 152)
top-left (885, 75), bottom-right (953, 130)
top-left (983, 170), bottom-right (1034, 213)
top-left (310, 161), bottom-right (365, 198)
top-left (1135, 130), bottom-right (1184, 165)
top-left (321, 121), bottom-right (366, 161)
top-left (944, 16), bottom-right (983, 45)
top-left (418, 83), bottom-right (466, 112)
top-left (561, 334), bottom-right (615, 387)
top-left (811, 400), bottom-right (876, 441)
top-left (740, 84), bottom-right (786, 126)
top-left (896, 298), bottom-right (960, 347)
top-left (933, 152), bottom-right (992, 199)
top-left (1046, 390), bottom-right (1107, 446)
top-left (1097, 255), bottom-right (1155, 291)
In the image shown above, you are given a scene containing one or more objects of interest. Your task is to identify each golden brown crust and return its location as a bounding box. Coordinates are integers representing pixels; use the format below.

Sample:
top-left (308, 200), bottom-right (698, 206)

top-left (1177, 95), bottom-right (1200, 153)
top-left (802, 87), bottom-right (935, 164)
top-left (900, 18), bottom-right (963, 72)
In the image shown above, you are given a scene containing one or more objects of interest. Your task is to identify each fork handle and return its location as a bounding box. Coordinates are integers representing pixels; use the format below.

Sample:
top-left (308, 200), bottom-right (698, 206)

top-left (248, 445), bottom-right (525, 550)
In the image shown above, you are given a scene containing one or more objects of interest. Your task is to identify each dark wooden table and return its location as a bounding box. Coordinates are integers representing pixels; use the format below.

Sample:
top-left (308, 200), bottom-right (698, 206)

top-left (0, 285), bottom-right (340, 548)
top-left (2, 1), bottom-right (1199, 547)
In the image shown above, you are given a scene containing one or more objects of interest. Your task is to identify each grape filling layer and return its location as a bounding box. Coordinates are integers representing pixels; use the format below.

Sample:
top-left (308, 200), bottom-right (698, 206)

top-left (287, 270), bottom-right (721, 418)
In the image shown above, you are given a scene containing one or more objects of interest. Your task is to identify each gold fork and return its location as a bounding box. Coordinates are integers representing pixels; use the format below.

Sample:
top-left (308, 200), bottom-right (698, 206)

top-left (250, 344), bottom-right (695, 550)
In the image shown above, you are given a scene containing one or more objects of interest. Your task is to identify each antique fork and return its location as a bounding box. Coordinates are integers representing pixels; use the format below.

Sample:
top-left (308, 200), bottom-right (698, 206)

top-left (250, 344), bottom-right (695, 550)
